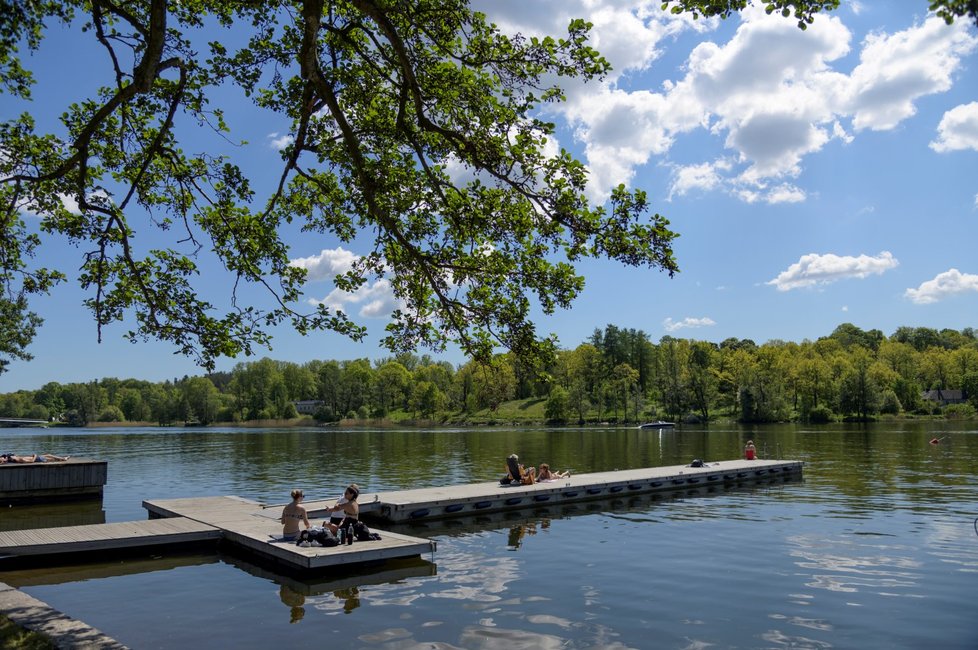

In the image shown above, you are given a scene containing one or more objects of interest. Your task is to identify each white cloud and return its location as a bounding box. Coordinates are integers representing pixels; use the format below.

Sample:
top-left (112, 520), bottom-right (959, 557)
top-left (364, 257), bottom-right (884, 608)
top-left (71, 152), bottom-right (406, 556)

top-left (312, 278), bottom-right (400, 319)
top-left (492, 4), bottom-right (975, 205)
top-left (668, 160), bottom-right (726, 199)
top-left (58, 193), bottom-right (80, 214)
top-left (291, 247), bottom-right (402, 319)
top-left (904, 268), bottom-right (978, 304)
top-left (268, 132), bottom-right (294, 151)
top-left (767, 251), bottom-right (899, 291)
top-left (289, 247), bottom-right (358, 282)
top-left (663, 316), bottom-right (716, 332)
top-left (930, 102), bottom-right (978, 152)
top-left (846, 18), bottom-right (977, 131)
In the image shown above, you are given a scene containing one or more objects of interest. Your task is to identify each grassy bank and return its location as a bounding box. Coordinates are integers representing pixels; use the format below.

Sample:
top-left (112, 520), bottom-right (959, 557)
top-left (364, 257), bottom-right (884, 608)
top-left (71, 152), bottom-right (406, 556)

top-left (0, 615), bottom-right (55, 650)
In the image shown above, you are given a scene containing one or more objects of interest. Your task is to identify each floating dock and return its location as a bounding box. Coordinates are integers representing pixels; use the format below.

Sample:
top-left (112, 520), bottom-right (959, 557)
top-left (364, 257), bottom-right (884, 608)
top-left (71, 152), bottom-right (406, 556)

top-left (0, 459), bottom-right (800, 572)
top-left (143, 496), bottom-right (436, 571)
top-left (0, 458), bottom-right (107, 504)
top-left (348, 458), bottom-right (802, 523)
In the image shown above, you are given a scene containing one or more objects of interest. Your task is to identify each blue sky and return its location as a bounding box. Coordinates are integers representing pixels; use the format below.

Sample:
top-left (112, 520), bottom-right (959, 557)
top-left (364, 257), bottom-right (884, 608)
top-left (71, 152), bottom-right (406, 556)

top-left (2, 1), bottom-right (977, 391)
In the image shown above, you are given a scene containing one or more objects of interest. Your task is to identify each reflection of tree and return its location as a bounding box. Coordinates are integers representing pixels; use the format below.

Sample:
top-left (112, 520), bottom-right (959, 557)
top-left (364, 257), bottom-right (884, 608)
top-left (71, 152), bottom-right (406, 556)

top-left (335, 586), bottom-right (361, 614)
top-left (279, 585), bottom-right (305, 624)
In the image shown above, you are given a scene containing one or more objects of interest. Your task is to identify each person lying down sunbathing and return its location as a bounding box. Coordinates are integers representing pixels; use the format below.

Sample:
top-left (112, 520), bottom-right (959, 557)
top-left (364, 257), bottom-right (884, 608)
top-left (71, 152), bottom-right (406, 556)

top-left (0, 453), bottom-right (70, 464)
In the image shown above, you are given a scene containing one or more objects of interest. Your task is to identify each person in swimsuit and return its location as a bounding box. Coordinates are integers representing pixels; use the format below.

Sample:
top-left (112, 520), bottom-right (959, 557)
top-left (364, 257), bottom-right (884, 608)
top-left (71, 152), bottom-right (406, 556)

top-left (536, 463), bottom-right (569, 481)
top-left (281, 488), bottom-right (311, 541)
top-left (1, 453), bottom-right (70, 463)
top-left (744, 440), bottom-right (757, 460)
top-left (326, 484), bottom-right (360, 536)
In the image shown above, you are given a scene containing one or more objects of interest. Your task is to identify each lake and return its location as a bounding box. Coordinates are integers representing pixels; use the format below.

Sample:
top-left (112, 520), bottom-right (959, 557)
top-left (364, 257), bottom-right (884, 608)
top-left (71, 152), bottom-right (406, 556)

top-left (1, 422), bottom-right (976, 649)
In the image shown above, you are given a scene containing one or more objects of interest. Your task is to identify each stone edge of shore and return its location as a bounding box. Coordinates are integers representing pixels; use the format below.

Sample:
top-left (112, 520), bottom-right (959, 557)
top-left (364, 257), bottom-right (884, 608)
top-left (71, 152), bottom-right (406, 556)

top-left (1, 581), bottom-right (128, 649)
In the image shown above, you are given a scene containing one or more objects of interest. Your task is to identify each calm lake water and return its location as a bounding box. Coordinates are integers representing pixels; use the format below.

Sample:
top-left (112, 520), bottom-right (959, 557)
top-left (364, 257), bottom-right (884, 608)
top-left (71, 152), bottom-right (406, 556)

top-left (1, 422), bottom-right (976, 649)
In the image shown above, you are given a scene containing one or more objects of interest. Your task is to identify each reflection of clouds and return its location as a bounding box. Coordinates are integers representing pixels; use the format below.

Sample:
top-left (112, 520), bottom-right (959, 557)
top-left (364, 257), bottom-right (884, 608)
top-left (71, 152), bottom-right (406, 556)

top-left (769, 613), bottom-right (833, 632)
top-left (788, 534), bottom-right (922, 595)
top-left (760, 628), bottom-right (832, 648)
top-left (426, 549), bottom-right (522, 602)
top-left (458, 626), bottom-right (565, 649)
top-left (357, 627), bottom-right (413, 644)
top-left (924, 517), bottom-right (978, 574)
top-left (525, 614), bottom-right (574, 629)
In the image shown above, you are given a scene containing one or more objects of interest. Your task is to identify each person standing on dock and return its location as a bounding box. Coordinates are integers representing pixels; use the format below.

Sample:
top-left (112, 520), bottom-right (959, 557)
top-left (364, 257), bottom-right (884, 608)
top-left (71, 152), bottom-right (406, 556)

top-left (744, 440), bottom-right (757, 460)
top-left (281, 489), bottom-right (311, 541)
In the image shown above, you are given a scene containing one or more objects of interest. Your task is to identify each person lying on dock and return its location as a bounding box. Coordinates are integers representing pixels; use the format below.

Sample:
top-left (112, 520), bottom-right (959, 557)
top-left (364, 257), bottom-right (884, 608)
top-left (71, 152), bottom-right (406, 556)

top-left (281, 488), bottom-right (311, 542)
top-left (0, 453), bottom-right (70, 463)
top-left (326, 484), bottom-right (360, 537)
top-left (505, 454), bottom-right (536, 485)
top-left (536, 463), bottom-right (570, 481)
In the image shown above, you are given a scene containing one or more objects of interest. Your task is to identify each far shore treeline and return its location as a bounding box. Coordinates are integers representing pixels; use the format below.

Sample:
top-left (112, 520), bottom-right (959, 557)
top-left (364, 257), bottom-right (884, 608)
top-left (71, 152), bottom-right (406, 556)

top-left (2, 323), bottom-right (976, 426)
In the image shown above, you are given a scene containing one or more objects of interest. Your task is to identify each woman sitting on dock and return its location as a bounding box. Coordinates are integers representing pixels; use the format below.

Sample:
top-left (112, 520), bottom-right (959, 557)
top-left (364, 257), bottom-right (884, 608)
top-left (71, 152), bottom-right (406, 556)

top-left (537, 463), bottom-right (570, 481)
top-left (327, 484), bottom-right (360, 535)
top-left (506, 454), bottom-right (536, 485)
top-left (281, 489), bottom-right (311, 542)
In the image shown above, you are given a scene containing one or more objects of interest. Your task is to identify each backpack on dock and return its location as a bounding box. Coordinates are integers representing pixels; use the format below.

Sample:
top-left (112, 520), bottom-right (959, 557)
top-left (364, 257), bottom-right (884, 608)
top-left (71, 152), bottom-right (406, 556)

top-left (296, 527), bottom-right (339, 547)
top-left (352, 521), bottom-right (381, 542)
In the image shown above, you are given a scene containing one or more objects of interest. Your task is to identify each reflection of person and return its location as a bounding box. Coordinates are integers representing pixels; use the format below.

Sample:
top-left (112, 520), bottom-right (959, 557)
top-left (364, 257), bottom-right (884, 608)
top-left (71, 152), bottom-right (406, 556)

top-left (537, 463), bottom-right (569, 481)
top-left (281, 489), bottom-right (311, 541)
top-left (744, 440), bottom-right (757, 460)
top-left (335, 586), bottom-right (361, 614)
top-left (279, 584), bottom-right (305, 624)
top-left (327, 484), bottom-right (360, 535)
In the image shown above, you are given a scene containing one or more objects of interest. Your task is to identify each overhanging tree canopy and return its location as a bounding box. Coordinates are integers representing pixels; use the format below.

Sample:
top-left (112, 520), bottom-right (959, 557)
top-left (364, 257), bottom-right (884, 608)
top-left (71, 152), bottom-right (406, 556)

top-left (1, 0), bottom-right (974, 374)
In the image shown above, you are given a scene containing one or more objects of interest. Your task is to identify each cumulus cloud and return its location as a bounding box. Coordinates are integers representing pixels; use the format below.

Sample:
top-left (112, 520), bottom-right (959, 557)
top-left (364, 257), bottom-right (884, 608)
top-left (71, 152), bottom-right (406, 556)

top-left (663, 316), bottom-right (716, 332)
top-left (268, 132), bottom-right (294, 151)
top-left (846, 18), bottom-right (977, 131)
top-left (904, 268), bottom-right (978, 304)
top-left (312, 278), bottom-right (401, 319)
top-left (930, 102), bottom-right (978, 152)
top-left (290, 247), bottom-right (358, 282)
top-left (476, 3), bottom-right (977, 205)
top-left (767, 251), bottom-right (899, 291)
top-left (290, 247), bottom-right (402, 319)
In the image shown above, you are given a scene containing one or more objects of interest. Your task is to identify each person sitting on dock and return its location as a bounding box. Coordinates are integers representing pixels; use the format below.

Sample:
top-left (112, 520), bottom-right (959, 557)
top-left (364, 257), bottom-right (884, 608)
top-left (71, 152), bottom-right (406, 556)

top-left (281, 488), bottom-right (311, 542)
top-left (327, 484), bottom-right (360, 538)
top-left (744, 440), bottom-right (757, 460)
top-left (505, 454), bottom-right (536, 485)
top-left (537, 463), bottom-right (569, 481)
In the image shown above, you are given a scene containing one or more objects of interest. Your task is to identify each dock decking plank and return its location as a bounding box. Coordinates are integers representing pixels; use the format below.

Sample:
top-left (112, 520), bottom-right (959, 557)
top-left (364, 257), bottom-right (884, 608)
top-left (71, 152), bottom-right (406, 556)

top-left (0, 518), bottom-right (221, 557)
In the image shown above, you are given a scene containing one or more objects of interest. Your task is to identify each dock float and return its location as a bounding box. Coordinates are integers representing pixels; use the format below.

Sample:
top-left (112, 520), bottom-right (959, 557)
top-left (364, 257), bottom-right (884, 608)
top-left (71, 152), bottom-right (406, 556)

top-left (0, 458), bottom-right (107, 504)
top-left (357, 459), bottom-right (802, 523)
